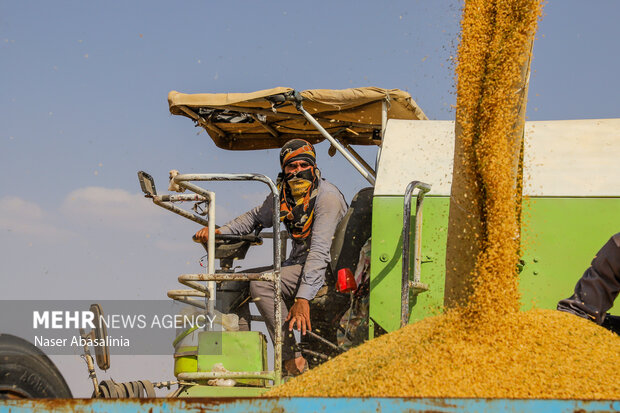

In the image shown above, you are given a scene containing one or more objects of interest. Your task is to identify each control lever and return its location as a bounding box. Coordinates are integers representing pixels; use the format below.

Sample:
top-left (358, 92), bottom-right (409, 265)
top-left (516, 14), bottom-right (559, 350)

top-left (192, 233), bottom-right (263, 244)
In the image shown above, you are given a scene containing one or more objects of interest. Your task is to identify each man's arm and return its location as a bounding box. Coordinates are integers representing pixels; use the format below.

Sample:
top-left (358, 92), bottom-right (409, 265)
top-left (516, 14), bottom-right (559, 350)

top-left (195, 194), bottom-right (273, 241)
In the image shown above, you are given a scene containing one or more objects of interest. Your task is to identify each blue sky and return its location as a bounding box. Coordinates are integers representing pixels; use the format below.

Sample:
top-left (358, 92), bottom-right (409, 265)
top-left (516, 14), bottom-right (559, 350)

top-left (1, 0), bottom-right (619, 396)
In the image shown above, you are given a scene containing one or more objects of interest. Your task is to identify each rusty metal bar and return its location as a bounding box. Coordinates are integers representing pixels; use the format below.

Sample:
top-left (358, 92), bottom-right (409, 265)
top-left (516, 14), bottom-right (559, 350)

top-left (179, 272), bottom-right (275, 282)
top-left (166, 289), bottom-right (208, 309)
top-left (152, 198), bottom-right (210, 227)
top-left (178, 279), bottom-right (209, 294)
top-left (3, 397), bottom-right (619, 411)
top-left (167, 296), bottom-right (208, 310)
top-left (154, 194), bottom-right (206, 202)
top-left (167, 289), bottom-right (206, 297)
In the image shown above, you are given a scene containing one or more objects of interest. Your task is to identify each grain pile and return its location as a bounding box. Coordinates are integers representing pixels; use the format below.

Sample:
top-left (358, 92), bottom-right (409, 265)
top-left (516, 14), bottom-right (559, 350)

top-left (268, 0), bottom-right (620, 399)
top-left (269, 310), bottom-right (620, 398)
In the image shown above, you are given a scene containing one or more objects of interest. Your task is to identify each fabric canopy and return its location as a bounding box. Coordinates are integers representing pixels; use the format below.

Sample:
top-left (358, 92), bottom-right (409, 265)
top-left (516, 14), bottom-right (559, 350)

top-left (168, 87), bottom-right (427, 150)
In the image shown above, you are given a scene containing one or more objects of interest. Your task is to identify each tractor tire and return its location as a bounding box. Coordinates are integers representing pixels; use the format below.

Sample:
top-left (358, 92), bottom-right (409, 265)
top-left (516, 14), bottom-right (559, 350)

top-left (0, 334), bottom-right (72, 399)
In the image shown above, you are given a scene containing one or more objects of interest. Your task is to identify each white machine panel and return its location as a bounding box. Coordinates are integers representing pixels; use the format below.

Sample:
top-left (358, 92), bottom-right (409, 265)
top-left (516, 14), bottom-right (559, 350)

top-left (375, 120), bottom-right (455, 196)
top-left (375, 119), bottom-right (620, 197)
top-left (522, 119), bottom-right (620, 196)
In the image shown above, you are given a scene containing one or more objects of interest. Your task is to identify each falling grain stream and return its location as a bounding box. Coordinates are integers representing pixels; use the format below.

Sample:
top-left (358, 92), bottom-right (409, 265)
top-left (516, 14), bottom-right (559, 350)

top-left (269, 0), bottom-right (620, 399)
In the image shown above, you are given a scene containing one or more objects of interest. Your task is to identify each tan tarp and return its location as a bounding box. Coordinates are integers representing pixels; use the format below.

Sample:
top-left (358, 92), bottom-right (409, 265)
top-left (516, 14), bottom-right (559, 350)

top-left (168, 87), bottom-right (427, 150)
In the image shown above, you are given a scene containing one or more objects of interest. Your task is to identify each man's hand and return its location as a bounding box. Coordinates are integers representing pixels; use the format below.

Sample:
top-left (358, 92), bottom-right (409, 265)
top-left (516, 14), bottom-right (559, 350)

top-left (193, 227), bottom-right (220, 243)
top-left (285, 298), bottom-right (311, 335)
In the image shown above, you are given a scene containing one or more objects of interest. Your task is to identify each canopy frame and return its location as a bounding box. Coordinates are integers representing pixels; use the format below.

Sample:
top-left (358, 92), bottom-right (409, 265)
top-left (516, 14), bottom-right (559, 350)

top-left (169, 87), bottom-right (427, 185)
top-left (293, 98), bottom-right (376, 185)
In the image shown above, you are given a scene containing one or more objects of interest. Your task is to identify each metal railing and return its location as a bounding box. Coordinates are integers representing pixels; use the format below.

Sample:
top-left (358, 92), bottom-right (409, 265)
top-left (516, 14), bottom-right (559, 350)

top-left (149, 172), bottom-right (283, 386)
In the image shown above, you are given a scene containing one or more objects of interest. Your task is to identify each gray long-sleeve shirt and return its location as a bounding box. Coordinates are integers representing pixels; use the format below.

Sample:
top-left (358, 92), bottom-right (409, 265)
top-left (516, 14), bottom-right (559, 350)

top-left (220, 179), bottom-right (347, 300)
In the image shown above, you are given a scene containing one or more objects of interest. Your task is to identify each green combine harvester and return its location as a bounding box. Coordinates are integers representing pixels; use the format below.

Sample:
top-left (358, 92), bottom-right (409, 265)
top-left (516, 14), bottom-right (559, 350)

top-left (1, 87), bottom-right (618, 412)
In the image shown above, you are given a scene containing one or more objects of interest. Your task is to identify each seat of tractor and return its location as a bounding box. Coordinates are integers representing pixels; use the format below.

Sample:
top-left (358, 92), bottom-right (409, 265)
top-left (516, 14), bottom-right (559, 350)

top-left (305, 187), bottom-right (373, 357)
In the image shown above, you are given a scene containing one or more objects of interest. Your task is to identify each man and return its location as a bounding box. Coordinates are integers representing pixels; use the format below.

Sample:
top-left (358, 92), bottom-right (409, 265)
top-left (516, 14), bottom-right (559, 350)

top-left (557, 232), bottom-right (620, 334)
top-left (194, 139), bottom-right (347, 375)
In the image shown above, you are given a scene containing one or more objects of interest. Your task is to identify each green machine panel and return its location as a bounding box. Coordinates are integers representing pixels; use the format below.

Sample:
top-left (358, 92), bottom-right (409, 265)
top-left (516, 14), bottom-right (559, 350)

top-left (370, 196), bottom-right (449, 333)
top-left (519, 197), bottom-right (620, 315)
top-left (370, 196), bottom-right (620, 334)
top-left (198, 331), bottom-right (268, 386)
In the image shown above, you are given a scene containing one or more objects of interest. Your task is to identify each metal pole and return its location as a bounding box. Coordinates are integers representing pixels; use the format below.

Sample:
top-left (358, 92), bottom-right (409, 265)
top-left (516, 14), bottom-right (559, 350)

top-left (267, 178), bottom-right (282, 386)
top-left (381, 99), bottom-right (388, 138)
top-left (207, 192), bottom-right (216, 328)
top-left (174, 180), bottom-right (216, 330)
top-left (152, 198), bottom-right (209, 227)
top-left (295, 104), bottom-right (376, 186)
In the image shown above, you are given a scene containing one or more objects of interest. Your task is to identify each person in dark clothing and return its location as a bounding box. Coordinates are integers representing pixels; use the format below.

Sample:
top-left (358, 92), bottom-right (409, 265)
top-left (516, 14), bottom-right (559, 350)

top-left (557, 233), bottom-right (620, 334)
